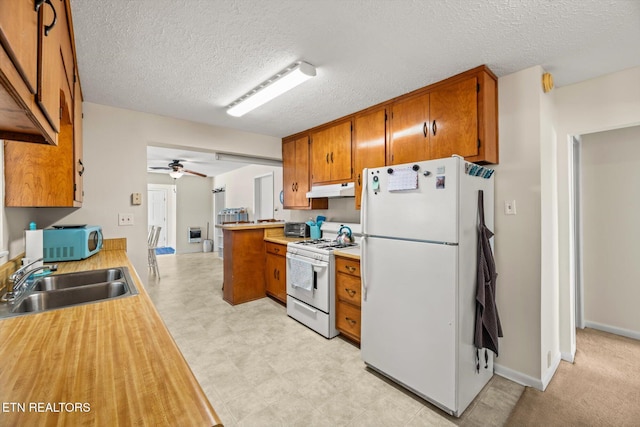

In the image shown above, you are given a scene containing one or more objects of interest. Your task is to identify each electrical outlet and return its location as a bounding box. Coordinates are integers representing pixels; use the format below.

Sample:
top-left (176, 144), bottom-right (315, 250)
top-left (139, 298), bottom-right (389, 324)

top-left (118, 213), bottom-right (134, 226)
top-left (504, 200), bottom-right (517, 215)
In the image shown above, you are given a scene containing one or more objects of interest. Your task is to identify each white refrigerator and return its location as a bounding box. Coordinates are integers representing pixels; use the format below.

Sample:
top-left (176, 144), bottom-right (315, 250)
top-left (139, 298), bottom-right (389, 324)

top-left (360, 156), bottom-right (494, 417)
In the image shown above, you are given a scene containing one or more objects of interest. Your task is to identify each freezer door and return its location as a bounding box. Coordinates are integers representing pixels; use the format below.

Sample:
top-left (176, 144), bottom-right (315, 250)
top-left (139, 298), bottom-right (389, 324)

top-left (362, 157), bottom-right (459, 243)
top-left (361, 236), bottom-right (457, 412)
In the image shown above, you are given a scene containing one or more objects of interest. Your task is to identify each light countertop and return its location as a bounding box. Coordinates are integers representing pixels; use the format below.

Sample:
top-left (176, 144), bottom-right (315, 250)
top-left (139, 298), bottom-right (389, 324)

top-left (0, 243), bottom-right (221, 426)
top-left (216, 221), bottom-right (285, 231)
top-left (334, 246), bottom-right (361, 260)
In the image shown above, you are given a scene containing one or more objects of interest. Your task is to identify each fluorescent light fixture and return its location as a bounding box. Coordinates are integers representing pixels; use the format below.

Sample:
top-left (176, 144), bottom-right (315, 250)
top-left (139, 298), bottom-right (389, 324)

top-left (215, 153), bottom-right (282, 167)
top-left (169, 170), bottom-right (184, 179)
top-left (226, 61), bottom-right (316, 117)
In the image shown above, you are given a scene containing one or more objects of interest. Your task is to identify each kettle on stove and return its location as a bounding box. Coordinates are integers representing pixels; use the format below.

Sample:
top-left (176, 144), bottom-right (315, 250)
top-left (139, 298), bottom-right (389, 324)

top-left (336, 225), bottom-right (354, 245)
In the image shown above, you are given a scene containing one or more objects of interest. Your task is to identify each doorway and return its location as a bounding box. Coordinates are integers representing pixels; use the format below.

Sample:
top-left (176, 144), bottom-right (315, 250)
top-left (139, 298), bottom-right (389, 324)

top-left (148, 184), bottom-right (177, 250)
top-left (254, 172), bottom-right (274, 221)
top-left (571, 125), bottom-right (640, 341)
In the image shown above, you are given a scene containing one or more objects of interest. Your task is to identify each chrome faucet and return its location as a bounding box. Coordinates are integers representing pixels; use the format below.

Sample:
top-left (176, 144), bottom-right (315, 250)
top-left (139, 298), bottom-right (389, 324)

top-left (2, 258), bottom-right (58, 303)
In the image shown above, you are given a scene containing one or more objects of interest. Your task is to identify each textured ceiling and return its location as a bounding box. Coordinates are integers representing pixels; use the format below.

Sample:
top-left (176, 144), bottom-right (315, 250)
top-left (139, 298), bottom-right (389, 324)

top-left (70, 0), bottom-right (640, 139)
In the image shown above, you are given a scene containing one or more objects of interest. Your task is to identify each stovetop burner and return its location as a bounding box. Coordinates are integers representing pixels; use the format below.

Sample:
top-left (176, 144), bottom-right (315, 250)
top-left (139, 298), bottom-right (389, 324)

top-left (291, 239), bottom-right (358, 251)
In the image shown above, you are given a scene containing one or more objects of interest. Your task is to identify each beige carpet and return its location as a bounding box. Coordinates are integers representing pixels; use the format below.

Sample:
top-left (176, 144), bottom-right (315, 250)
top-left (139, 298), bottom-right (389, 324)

top-left (506, 328), bottom-right (640, 426)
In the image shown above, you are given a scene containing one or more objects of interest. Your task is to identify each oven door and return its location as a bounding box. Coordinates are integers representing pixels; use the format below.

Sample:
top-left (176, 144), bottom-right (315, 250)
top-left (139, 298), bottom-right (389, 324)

top-left (286, 252), bottom-right (330, 313)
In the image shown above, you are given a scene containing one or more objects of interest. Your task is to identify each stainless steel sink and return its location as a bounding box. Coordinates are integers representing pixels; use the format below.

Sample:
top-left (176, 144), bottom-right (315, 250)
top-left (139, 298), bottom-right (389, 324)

top-left (32, 268), bottom-right (124, 291)
top-left (0, 267), bottom-right (138, 318)
top-left (12, 281), bottom-right (128, 313)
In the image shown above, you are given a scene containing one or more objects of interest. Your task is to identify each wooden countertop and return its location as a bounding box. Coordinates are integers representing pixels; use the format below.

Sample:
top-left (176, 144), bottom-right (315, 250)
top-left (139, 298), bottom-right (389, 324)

top-left (215, 222), bottom-right (285, 231)
top-left (264, 235), bottom-right (302, 245)
top-left (0, 245), bottom-right (221, 426)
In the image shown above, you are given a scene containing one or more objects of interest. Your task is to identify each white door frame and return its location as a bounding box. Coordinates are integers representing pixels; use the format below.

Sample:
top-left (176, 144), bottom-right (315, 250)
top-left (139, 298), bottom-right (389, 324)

top-left (570, 136), bottom-right (585, 329)
top-left (147, 183), bottom-right (177, 249)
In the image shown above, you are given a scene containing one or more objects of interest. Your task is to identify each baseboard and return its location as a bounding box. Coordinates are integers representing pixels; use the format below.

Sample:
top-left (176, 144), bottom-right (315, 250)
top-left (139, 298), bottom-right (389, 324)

top-left (584, 321), bottom-right (640, 340)
top-left (541, 352), bottom-right (562, 391)
top-left (561, 351), bottom-right (575, 363)
top-left (494, 363), bottom-right (544, 391)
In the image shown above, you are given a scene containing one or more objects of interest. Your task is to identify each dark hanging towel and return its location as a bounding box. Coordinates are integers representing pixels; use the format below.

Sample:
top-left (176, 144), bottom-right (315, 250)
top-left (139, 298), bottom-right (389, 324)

top-left (474, 190), bottom-right (502, 372)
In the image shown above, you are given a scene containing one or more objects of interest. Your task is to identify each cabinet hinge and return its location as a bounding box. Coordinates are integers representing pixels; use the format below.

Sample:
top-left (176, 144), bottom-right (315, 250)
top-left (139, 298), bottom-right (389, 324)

top-left (477, 83), bottom-right (480, 93)
top-left (74, 184), bottom-right (77, 191)
top-left (477, 139), bottom-right (481, 148)
top-left (59, 107), bottom-right (62, 119)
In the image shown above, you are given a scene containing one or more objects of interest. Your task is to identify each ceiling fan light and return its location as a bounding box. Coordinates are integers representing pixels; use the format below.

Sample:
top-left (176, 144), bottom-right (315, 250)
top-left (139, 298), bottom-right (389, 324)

top-left (169, 170), bottom-right (184, 179)
top-left (226, 61), bottom-right (316, 117)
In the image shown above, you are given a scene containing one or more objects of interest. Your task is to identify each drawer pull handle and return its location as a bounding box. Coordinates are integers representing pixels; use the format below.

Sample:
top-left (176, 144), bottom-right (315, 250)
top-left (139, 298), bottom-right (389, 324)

top-left (423, 121), bottom-right (428, 137)
top-left (274, 248), bottom-right (279, 253)
top-left (432, 120), bottom-right (437, 136)
top-left (345, 317), bottom-right (357, 326)
top-left (345, 265), bottom-right (356, 273)
top-left (345, 288), bottom-right (356, 297)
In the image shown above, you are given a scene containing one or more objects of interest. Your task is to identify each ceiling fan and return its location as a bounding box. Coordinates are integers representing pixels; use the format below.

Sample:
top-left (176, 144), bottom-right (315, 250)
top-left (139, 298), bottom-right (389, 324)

top-left (149, 159), bottom-right (207, 178)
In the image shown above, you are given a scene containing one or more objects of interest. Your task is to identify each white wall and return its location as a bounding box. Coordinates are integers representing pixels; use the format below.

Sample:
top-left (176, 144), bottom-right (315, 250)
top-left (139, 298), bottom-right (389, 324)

top-left (492, 66), bottom-right (544, 384)
top-left (555, 66), bottom-right (640, 360)
top-left (580, 126), bottom-right (640, 338)
top-left (213, 164), bottom-right (289, 222)
top-left (3, 102), bottom-right (282, 283)
top-left (147, 173), bottom-right (213, 253)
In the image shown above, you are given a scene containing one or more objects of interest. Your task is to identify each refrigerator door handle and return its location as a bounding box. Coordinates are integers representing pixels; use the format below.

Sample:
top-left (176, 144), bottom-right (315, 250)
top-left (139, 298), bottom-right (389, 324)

top-left (361, 168), bottom-right (368, 234)
top-left (361, 235), bottom-right (367, 301)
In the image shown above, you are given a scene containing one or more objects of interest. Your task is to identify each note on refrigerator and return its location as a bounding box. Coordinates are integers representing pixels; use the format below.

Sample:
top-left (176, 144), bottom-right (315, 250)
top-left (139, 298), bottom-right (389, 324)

top-left (388, 167), bottom-right (418, 191)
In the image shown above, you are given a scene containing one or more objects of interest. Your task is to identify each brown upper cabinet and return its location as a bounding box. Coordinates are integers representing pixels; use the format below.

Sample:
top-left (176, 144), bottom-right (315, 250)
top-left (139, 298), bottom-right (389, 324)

top-left (389, 69), bottom-right (497, 164)
top-left (353, 108), bottom-right (387, 209)
top-left (2, 0), bottom-right (83, 207)
top-left (282, 135), bottom-right (328, 210)
top-left (0, 0), bottom-right (79, 145)
top-left (310, 120), bottom-right (352, 185)
top-left (282, 65), bottom-right (498, 210)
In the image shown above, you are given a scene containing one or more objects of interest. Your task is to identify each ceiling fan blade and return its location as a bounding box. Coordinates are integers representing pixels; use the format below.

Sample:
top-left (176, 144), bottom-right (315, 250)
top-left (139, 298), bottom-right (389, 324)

top-left (149, 166), bottom-right (172, 170)
top-left (183, 169), bottom-right (207, 178)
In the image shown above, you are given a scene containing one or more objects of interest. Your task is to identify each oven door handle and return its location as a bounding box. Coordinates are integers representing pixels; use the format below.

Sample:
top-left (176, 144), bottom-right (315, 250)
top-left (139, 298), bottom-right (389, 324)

top-left (286, 253), bottom-right (328, 269)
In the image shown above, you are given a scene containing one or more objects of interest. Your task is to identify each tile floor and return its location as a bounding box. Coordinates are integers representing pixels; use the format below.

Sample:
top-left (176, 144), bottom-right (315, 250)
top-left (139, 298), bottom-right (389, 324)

top-left (146, 252), bottom-right (523, 426)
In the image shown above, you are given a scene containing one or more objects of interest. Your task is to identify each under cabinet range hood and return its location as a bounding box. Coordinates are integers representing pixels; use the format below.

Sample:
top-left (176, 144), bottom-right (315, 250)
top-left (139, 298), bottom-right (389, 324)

top-left (306, 182), bottom-right (355, 198)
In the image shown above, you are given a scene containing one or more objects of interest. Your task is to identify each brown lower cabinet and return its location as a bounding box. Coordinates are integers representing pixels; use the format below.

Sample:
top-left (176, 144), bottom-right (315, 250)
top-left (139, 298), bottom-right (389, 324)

top-left (265, 242), bottom-right (287, 304)
top-left (335, 255), bottom-right (361, 344)
top-left (222, 228), bottom-right (266, 305)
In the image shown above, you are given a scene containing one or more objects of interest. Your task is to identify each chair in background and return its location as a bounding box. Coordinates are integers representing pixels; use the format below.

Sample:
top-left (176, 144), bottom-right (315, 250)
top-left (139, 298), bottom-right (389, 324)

top-left (148, 225), bottom-right (161, 277)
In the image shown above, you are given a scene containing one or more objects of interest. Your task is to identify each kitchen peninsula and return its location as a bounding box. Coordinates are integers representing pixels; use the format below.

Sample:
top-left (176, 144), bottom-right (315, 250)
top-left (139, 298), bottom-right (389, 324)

top-left (0, 240), bottom-right (221, 427)
top-left (217, 222), bottom-right (285, 305)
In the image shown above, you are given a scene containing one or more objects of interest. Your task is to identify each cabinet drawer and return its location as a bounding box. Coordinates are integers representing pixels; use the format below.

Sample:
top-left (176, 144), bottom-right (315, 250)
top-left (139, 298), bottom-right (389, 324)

top-left (265, 242), bottom-right (286, 256)
top-left (336, 257), bottom-right (360, 277)
top-left (336, 273), bottom-right (361, 307)
top-left (336, 300), bottom-right (361, 342)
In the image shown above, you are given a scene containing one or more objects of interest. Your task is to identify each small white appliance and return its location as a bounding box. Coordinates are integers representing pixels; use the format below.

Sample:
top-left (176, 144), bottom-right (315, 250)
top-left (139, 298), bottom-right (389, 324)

top-left (286, 222), bottom-right (359, 338)
top-left (360, 157), bottom-right (495, 416)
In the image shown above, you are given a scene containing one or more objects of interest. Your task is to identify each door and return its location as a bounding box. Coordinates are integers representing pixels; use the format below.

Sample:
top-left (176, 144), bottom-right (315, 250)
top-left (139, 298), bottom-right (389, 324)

top-left (389, 92), bottom-right (430, 165)
top-left (37, 0), bottom-right (62, 132)
top-left (361, 236), bottom-right (457, 411)
top-left (429, 77), bottom-right (478, 159)
top-left (148, 188), bottom-right (168, 248)
top-left (310, 121), bottom-right (352, 184)
top-left (362, 158), bottom-right (460, 244)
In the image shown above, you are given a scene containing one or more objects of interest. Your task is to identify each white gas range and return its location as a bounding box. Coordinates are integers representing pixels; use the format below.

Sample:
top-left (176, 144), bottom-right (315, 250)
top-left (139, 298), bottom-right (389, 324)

top-left (286, 222), bottom-right (360, 338)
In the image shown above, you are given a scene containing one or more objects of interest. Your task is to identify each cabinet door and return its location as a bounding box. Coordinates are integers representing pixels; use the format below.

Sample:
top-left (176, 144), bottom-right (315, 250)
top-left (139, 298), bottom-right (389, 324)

top-left (389, 92), bottom-right (430, 165)
top-left (293, 136), bottom-right (312, 207)
top-left (429, 76), bottom-right (478, 159)
top-left (37, 0), bottom-right (62, 132)
top-left (282, 138), bottom-right (297, 207)
top-left (0, 0), bottom-right (39, 93)
top-left (354, 108), bottom-right (387, 210)
top-left (311, 121), bottom-right (352, 183)
top-left (265, 253), bottom-right (286, 303)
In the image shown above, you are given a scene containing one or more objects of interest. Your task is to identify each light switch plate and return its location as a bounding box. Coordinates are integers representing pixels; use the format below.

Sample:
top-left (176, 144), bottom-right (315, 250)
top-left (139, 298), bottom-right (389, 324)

top-left (504, 200), bottom-right (517, 215)
top-left (131, 192), bottom-right (142, 205)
